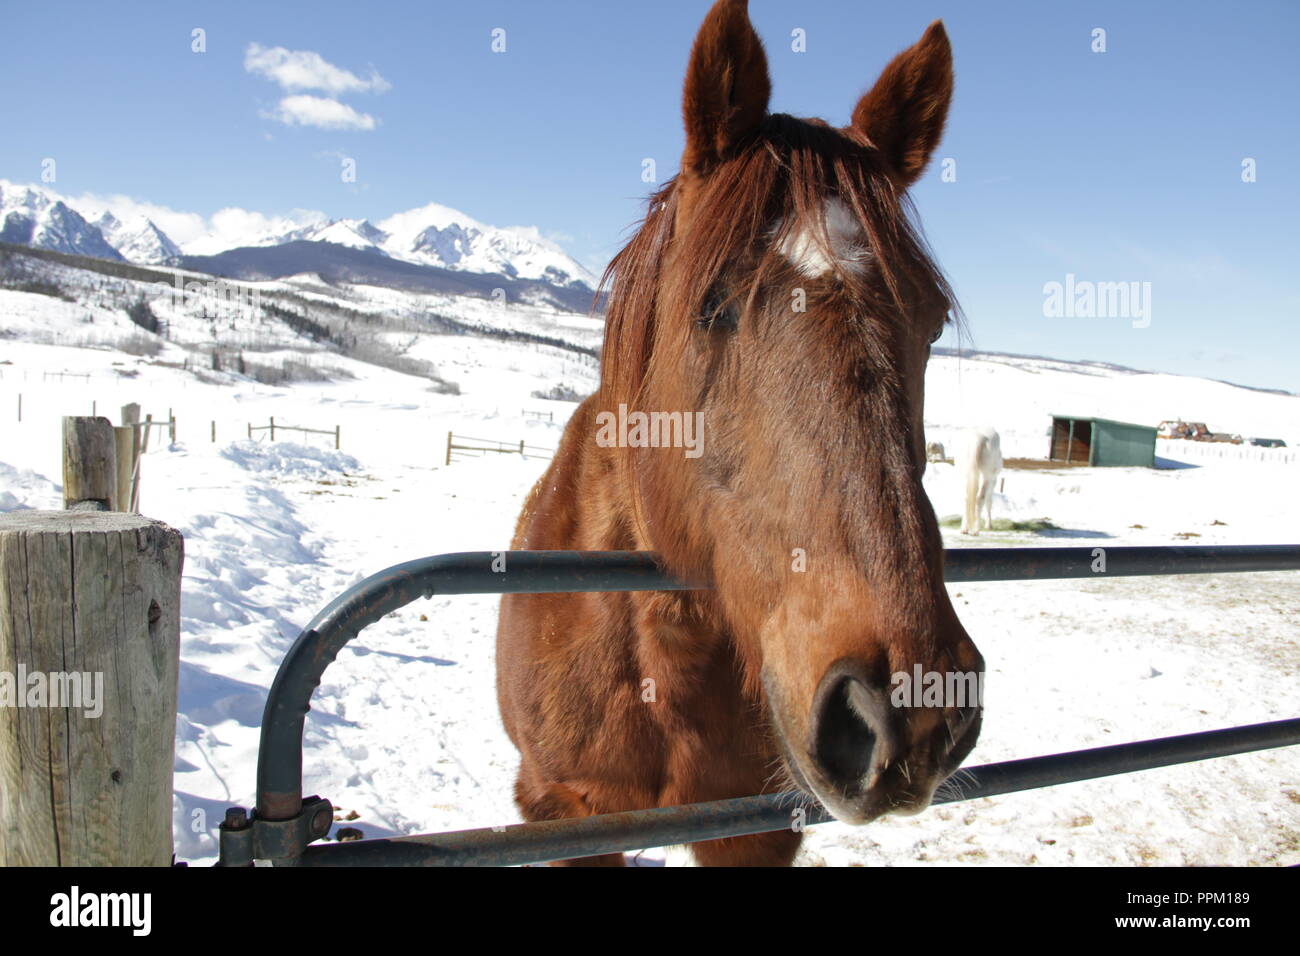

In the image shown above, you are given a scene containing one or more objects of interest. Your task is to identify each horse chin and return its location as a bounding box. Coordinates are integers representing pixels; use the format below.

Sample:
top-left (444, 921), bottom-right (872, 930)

top-left (805, 771), bottom-right (942, 826)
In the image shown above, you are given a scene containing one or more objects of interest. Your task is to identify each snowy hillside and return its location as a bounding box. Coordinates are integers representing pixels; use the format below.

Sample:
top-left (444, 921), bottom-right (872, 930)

top-left (1, 257), bottom-right (1298, 866)
top-left (0, 241), bottom-right (598, 388)
top-left (924, 349), bottom-right (1300, 459)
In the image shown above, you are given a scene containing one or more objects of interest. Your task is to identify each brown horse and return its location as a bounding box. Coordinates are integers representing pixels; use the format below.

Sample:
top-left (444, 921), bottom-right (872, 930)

top-left (496, 0), bottom-right (983, 866)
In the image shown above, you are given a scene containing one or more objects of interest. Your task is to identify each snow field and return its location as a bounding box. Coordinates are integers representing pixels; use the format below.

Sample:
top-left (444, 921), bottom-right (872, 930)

top-left (1, 313), bottom-right (1296, 865)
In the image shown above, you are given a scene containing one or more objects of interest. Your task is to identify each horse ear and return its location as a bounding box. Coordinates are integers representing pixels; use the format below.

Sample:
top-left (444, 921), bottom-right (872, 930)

top-left (850, 20), bottom-right (953, 187)
top-left (681, 0), bottom-right (771, 176)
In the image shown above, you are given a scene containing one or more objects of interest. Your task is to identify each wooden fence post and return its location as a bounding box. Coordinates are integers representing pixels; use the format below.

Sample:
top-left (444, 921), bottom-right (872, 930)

top-left (211, 420), bottom-right (216, 443)
top-left (269, 416), bottom-right (275, 441)
top-left (62, 417), bottom-right (116, 512)
top-left (121, 404), bottom-right (142, 512)
top-left (114, 426), bottom-right (135, 513)
top-left (16, 393), bottom-right (21, 422)
top-left (446, 431), bottom-right (453, 467)
top-left (0, 510), bottom-right (183, 866)
top-left (335, 425), bottom-right (340, 450)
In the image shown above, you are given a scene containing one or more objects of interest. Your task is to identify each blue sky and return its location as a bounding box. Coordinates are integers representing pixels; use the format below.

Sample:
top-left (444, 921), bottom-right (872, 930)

top-left (2, 1), bottom-right (1297, 391)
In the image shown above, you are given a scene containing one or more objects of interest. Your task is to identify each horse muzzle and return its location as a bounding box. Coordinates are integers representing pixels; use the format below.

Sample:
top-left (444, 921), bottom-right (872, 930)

top-left (791, 659), bottom-right (983, 824)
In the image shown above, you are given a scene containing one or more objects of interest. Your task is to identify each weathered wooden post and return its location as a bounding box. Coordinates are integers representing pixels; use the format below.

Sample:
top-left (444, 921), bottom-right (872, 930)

top-left (446, 431), bottom-right (453, 467)
top-left (120, 403), bottom-right (141, 511)
top-left (62, 417), bottom-right (117, 512)
top-left (0, 510), bottom-right (183, 865)
top-left (114, 426), bottom-right (135, 513)
top-left (211, 420), bottom-right (216, 443)
top-left (335, 424), bottom-right (340, 450)
top-left (269, 416), bottom-right (276, 442)
top-left (121, 405), bottom-right (142, 512)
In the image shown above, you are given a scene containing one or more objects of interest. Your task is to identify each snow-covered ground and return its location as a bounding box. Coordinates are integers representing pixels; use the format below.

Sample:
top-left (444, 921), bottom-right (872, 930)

top-left (1, 287), bottom-right (1298, 866)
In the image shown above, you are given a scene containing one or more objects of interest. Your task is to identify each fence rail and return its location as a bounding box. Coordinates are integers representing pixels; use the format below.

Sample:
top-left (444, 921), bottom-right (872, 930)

top-left (248, 416), bottom-right (340, 449)
top-left (132, 411), bottom-right (175, 444)
top-left (444, 431), bottom-right (554, 466)
top-left (1157, 437), bottom-right (1298, 465)
top-left (217, 544), bottom-right (1300, 867)
top-left (294, 717), bottom-right (1300, 867)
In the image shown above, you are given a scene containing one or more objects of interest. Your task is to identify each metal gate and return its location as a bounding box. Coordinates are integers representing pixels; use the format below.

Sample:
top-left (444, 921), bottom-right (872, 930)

top-left (216, 545), bottom-right (1300, 866)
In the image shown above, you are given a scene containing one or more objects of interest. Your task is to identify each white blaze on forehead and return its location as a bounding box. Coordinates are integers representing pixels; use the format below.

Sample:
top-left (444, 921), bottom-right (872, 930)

top-left (774, 197), bottom-right (870, 278)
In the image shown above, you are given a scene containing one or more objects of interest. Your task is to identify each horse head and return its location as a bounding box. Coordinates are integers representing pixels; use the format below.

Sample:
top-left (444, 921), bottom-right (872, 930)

top-left (599, 0), bottom-right (983, 823)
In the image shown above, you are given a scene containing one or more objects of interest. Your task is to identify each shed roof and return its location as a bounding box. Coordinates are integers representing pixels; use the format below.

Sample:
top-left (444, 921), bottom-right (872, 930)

top-left (1050, 414), bottom-right (1157, 432)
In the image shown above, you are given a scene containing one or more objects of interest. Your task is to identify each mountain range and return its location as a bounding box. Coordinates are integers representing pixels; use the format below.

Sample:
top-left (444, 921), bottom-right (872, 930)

top-left (0, 179), bottom-right (596, 291)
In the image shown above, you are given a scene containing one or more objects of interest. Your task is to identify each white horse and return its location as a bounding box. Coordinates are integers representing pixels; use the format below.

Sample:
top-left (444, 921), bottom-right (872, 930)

top-left (959, 426), bottom-right (1003, 535)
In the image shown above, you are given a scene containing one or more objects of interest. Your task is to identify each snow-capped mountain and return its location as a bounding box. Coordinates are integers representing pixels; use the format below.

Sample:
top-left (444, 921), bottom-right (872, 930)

top-left (0, 181), bottom-right (124, 261)
top-left (375, 203), bottom-right (595, 289)
top-left (187, 215), bottom-right (379, 254)
top-left (0, 178), bottom-right (597, 290)
top-left (239, 206), bottom-right (596, 289)
top-left (93, 211), bottom-right (182, 264)
top-left (297, 218), bottom-right (388, 251)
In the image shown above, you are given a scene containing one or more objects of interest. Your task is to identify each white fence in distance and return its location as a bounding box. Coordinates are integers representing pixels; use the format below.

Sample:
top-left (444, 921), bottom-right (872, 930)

top-left (1156, 438), bottom-right (1297, 466)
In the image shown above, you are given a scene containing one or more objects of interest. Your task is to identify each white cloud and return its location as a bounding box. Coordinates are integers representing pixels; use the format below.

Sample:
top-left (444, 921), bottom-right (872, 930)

top-left (262, 95), bottom-right (378, 131)
top-left (66, 188), bottom-right (326, 254)
top-left (244, 43), bottom-right (390, 95)
top-left (68, 191), bottom-right (209, 245)
top-left (202, 206), bottom-right (326, 249)
top-left (502, 225), bottom-right (575, 247)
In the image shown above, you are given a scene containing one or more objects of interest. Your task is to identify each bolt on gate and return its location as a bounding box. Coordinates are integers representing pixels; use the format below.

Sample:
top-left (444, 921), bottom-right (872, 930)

top-left (216, 545), bottom-right (1300, 867)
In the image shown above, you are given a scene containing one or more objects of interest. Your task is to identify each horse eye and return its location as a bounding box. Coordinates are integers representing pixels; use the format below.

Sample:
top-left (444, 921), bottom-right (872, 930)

top-left (698, 290), bottom-right (739, 333)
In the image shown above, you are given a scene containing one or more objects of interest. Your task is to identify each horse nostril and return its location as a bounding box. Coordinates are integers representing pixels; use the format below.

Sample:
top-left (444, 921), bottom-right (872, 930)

top-left (811, 675), bottom-right (893, 796)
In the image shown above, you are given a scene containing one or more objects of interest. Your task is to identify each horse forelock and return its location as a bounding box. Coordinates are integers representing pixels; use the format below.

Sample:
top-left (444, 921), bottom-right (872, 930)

top-left (598, 113), bottom-right (959, 410)
top-left (593, 112), bottom-right (961, 598)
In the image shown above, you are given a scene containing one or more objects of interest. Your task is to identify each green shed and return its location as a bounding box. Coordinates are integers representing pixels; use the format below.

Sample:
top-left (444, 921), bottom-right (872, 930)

top-left (1048, 415), bottom-right (1157, 467)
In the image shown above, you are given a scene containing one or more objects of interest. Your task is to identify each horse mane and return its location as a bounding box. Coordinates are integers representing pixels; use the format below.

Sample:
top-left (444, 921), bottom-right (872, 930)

top-left (597, 112), bottom-right (961, 410)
